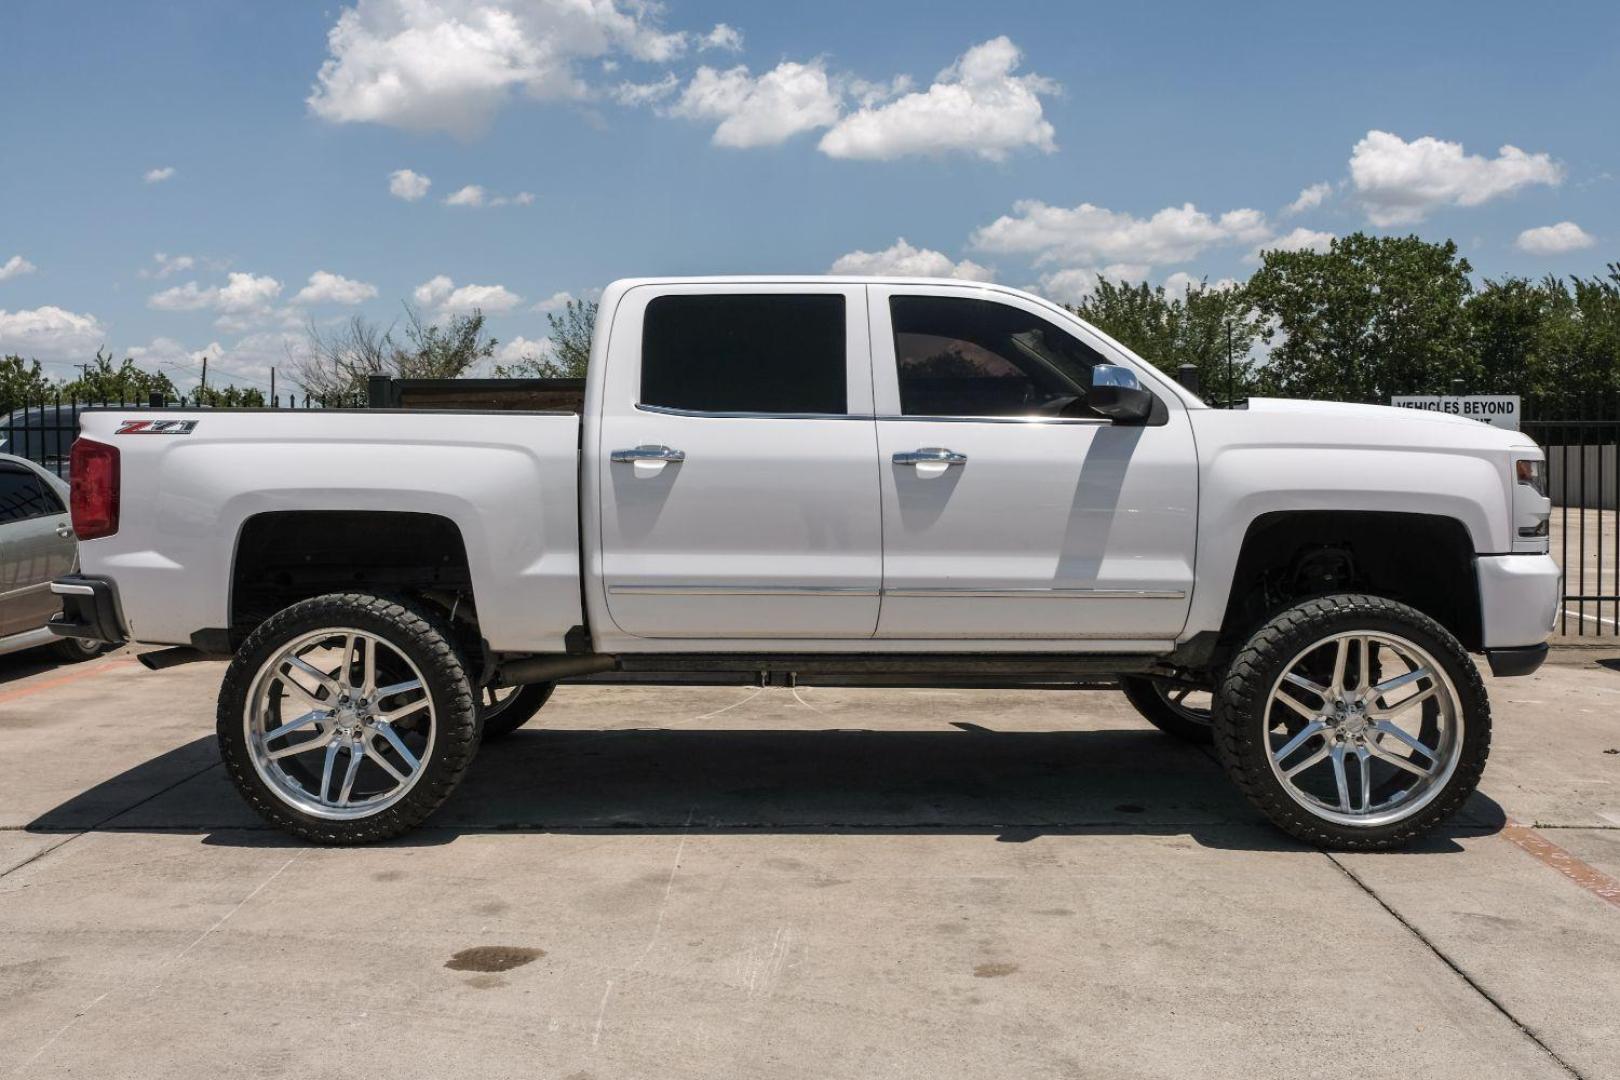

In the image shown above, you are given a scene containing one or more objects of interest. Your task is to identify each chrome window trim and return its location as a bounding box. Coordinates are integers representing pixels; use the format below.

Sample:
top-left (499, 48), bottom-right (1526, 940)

top-left (633, 402), bottom-right (1113, 426)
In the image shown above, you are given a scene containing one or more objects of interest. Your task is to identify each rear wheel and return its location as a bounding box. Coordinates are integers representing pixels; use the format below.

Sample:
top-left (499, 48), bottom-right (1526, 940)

top-left (478, 682), bottom-right (555, 741)
top-left (1213, 594), bottom-right (1489, 850)
top-left (217, 592), bottom-right (479, 844)
top-left (1120, 676), bottom-right (1214, 744)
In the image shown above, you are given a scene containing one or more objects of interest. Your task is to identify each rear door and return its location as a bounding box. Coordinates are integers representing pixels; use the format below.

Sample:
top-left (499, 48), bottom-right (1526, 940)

top-left (595, 284), bottom-right (882, 639)
top-left (869, 285), bottom-right (1198, 642)
top-left (0, 463), bottom-right (76, 637)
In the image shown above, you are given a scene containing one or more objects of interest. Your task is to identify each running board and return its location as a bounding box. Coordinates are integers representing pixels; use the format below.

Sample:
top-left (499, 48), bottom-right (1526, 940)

top-left (556, 652), bottom-right (1159, 689)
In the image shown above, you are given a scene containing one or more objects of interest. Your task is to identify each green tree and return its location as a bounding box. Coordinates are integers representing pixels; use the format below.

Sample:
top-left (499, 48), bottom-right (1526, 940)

top-left (58, 348), bottom-right (178, 403)
top-left (191, 383), bottom-right (267, 408)
top-left (295, 305), bottom-right (498, 398)
top-left (494, 298), bottom-right (597, 379)
top-left (1245, 233), bottom-right (1475, 402)
top-left (1070, 278), bottom-right (1262, 401)
top-left (0, 355), bottom-right (53, 409)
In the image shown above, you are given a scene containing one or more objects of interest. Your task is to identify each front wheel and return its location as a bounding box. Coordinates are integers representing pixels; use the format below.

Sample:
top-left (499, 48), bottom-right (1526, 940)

top-left (1212, 594), bottom-right (1490, 850)
top-left (217, 593), bottom-right (479, 844)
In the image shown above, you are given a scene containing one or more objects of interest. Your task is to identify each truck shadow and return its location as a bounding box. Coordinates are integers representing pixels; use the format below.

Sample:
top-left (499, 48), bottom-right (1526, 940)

top-left (24, 726), bottom-right (1507, 854)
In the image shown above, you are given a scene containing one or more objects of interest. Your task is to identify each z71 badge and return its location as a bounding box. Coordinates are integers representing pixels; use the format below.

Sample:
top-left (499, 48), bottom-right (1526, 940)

top-left (115, 419), bottom-right (199, 435)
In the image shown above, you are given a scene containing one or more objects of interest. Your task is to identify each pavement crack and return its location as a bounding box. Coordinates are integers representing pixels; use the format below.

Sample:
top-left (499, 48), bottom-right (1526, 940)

top-left (0, 759), bottom-right (222, 882)
top-left (1325, 852), bottom-right (1585, 1080)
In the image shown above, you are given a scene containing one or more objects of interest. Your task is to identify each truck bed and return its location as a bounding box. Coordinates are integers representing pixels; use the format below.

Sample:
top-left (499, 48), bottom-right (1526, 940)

top-left (74, 408), bottom-right (584, 652)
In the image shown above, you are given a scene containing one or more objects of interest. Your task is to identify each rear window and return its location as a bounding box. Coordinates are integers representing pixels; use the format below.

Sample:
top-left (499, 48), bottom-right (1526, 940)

top-left (641, 293), bottom-right (847, 415)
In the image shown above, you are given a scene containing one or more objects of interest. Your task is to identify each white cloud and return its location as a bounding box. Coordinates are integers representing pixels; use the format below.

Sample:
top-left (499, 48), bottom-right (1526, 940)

top-left (389, 168), bottom-right (432, 200)
top-left (306, 0), bottom-right (690, 136)
top-left (611, 72), bottom-right (679, 106)
top-left (1348, 130), bottom-right (1563, 226)
top-left (144, 166), bottom-right (176, 184)
top-left (126, 332), bottom-right (295, 395)
top-left (0, 255), bottom-right (37, 282)
top-left (1285, 182), bottom-right (1332, 215)
top-left (699, 23), bottom-right (743, 52)
top-left (971, 200), bottom-right (1271, 271)
top-left (0, 306), bottom-right (106, 363)
top-left (148, 272), bottom-right (286, 330)
top-left (1515, 221), bottom-right (1596, 255)
top-left (819, 37), bottom-right (1058, 162)
top-left (1250, 227), bottom-right (1335, 258)
top-left (1034, 268), bottom-right (1101, 305)
top-left (443, 183), bottom-right (532, 208)
top-left (293, 271), bottom-right (380, 306)
top-left (532, 287), bottom-right (601, 313)
top-left (830, 238), bottom-right (993, 281)
top-left (140, 252), bottom-right (198, 280)
top-left (413, 275), bottom-right (520, 313)
top-left (671, 60), bottom-right (841, 148)
top-left (495, 335), bottom-right (553, 366)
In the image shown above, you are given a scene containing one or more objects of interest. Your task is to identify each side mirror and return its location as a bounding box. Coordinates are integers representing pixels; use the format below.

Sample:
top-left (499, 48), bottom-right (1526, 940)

top-left (1088, 364), bottom-right (1153, 423)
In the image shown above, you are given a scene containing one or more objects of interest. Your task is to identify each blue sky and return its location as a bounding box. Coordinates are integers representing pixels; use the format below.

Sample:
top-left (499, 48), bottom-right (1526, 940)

top-left (2, 0), bottom-right (1616, 393)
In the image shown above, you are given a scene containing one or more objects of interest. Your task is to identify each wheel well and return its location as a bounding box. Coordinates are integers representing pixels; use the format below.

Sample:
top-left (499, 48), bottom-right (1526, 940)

top-left (1220, 511), bottom-right (1481, 652)
top-left (230, 511), bottom-right (474, 645)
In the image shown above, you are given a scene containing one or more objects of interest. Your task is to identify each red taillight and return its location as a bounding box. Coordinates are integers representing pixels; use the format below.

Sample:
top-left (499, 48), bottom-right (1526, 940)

top-left (70, 438), bottom-right (120, 540)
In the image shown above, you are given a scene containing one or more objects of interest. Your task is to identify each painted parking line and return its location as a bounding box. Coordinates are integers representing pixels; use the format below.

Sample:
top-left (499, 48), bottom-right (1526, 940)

top-left (0, 656), bottom-right (138, 708)
top-left (1500, 820), bottom-right (1620, 911)
top-left (1561, 606), bottom-right (1619, 630)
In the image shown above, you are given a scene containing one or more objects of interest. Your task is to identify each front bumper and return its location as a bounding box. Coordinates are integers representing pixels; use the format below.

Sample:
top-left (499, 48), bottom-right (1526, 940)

top-left (48, 574), bottom-right (128, 647)
top-left (1474, 553), bottom-right (1560, 674)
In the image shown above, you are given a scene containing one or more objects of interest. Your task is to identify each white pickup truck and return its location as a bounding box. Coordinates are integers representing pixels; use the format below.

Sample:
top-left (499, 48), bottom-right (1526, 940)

top-left (51, 277), bottom-right (1560, 848)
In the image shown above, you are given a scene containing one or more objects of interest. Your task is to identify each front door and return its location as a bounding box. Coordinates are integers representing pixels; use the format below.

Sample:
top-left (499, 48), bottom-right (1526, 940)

top-left (0, 464), bottom-right (76, 638)
top-left (596, 284), bottom-right (882, 639)
top-left (869, 286), bottom-right (1198, 643)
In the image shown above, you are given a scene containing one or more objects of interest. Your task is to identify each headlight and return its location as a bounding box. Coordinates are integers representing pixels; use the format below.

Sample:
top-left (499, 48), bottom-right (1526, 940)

top-left (1515, 458), bottom-right (1547, 497)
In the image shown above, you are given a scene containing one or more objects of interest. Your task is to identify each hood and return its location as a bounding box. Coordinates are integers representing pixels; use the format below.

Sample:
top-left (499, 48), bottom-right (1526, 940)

top-left (1241, 397), bottom-right (1533, 451)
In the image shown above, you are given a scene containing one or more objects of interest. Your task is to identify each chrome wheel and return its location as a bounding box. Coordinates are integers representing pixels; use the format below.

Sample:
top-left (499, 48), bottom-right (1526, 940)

top-left (1264, 631), bottom-right (1462, 827)
top-left (243, 627), bottom-right (436, 820)
top-left (1155, 684), bottom-right (1211, 726)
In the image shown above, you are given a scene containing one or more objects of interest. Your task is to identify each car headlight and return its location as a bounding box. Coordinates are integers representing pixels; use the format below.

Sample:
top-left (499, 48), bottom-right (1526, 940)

top-left (1515, 458), bottom-right (1547, 497)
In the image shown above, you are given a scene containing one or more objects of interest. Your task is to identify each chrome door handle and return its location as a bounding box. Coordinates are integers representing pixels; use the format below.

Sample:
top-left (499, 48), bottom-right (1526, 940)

top-left (56, 523), bottom-right (75, 539)
top-left (893, 448), bottom-right (967, 466)
top-left (611, 444), bottom-right (686, 464)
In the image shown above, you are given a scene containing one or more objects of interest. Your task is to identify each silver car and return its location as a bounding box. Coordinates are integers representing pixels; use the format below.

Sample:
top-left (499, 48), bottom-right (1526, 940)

top-left (0, 452), bottom-right (106, 661)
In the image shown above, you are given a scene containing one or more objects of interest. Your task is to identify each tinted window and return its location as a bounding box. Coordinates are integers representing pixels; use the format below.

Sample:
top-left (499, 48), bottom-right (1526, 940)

top-left (0, 467), bottom-right (54, 524)
top-left (891, 296), bottom-right (1110, 418)
top-left (642, 294), bottom-right (846, 414)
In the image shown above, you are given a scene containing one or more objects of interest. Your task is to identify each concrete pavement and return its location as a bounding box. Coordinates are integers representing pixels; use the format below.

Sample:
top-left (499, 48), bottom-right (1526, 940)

top-left (1, 646), bottom-right (1617, 1078)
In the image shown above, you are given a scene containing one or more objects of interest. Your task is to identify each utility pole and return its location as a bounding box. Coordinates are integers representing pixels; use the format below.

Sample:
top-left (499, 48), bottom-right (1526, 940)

top-left (1226, 318), bottom-right (1235, 407)
top-left (270, 366), bottom-right (276, 407)
top-left (200, 356), bottom-right (208, 401)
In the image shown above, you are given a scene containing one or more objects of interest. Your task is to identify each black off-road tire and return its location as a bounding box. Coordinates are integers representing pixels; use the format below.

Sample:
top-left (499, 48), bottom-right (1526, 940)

top-left (1119, 675), bottom-right (1214, 744)
top-left (217, 592), bottom-right (479, 844)
top-left (1212, 593), bottom-right (1491, 850)
top-left (479, 682), bottom-right (556, 741)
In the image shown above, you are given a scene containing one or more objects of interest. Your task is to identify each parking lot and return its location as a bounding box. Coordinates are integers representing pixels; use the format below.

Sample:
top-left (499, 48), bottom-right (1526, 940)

top-left (2, 647), bottom-right (1618, 1079)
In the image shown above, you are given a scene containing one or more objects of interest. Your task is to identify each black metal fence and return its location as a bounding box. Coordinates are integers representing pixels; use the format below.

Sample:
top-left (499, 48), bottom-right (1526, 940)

top-left (0, 391), bottom-right (357, 476)
top-left (1522, 397), bottom-right (1619, 637)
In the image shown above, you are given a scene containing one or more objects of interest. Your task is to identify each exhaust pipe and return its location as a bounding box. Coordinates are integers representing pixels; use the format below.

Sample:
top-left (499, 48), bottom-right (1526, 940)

top-left (497, 654), bottom-right (618, 685)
